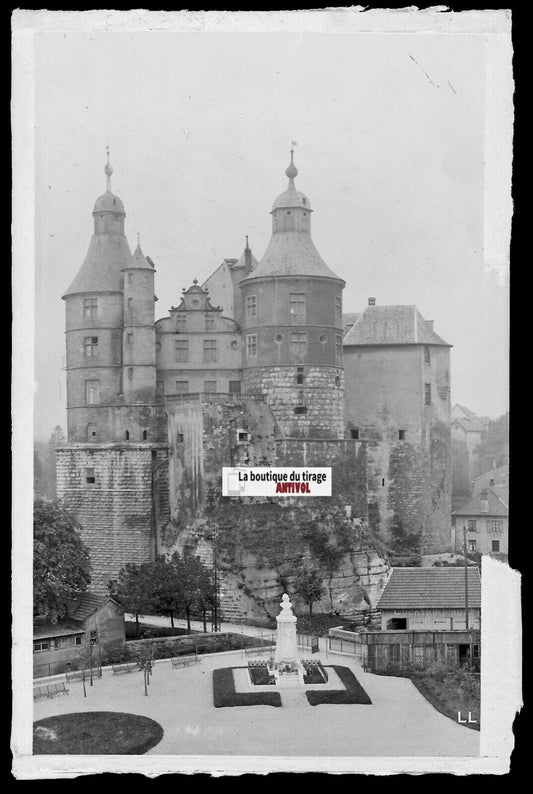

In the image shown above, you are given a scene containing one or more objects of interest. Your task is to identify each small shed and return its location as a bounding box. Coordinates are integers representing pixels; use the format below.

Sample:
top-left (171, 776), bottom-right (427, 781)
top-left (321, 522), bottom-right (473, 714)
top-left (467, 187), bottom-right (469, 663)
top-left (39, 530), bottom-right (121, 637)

top-left (376, 566), bottom-right (481, 631)
top-left (33, 593), bottom-right (125, 678)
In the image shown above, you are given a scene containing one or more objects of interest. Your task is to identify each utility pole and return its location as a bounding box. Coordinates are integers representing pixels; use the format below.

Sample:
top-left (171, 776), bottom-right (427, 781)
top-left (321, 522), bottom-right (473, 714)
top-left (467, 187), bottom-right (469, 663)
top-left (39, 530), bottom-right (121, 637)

top-left (463, 526), bottom-right (469, 631)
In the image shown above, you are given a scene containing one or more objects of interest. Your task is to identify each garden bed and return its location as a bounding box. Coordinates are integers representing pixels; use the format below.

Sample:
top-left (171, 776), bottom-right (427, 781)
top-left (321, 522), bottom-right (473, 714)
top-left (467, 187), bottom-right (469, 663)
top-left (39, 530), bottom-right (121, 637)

top-left (213, 668), bottom-right (282, 708)
top-left (248, 663), bottom-right (276, 685)
top-left (33, 712), bottom-right (163, 754)
top-left (305, 666), bottom-right (372, 706)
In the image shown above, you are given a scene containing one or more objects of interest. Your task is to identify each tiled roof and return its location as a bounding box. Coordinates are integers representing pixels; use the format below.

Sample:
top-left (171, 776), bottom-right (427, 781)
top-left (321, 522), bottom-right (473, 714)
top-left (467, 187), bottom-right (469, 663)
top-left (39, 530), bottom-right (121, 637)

top-left (242, 232), bottom-right (343, 282)
top-left (66, 592), bottom-right (116, 622)
top-left (343, 313), bottom-right (361, 336)
top-left (453, 487), bottom-right (508, 517)
top-left (452, 404), bottom-right (477, 419)
top-left (343, 305), bottom-right (450, 347)
top-left (63, 234), bottom-right (133, 297)
top-left (452, 417), bottom-right (485, 434)
top-left (33, 621), bottom-right (83, 640)
top-left (377, 567), bottom-right (481, 610)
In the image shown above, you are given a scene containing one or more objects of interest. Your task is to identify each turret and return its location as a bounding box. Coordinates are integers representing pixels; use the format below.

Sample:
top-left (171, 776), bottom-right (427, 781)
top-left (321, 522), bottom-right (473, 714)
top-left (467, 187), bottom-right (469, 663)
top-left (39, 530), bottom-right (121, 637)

top-left (122, 237), bottom-right (157, 406)
top-left (240, 149), bottom-right (346, 438)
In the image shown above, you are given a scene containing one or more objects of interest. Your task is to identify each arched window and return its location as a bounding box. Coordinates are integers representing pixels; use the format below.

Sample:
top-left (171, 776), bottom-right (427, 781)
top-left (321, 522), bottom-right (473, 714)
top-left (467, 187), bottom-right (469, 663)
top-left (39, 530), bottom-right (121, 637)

top-left (125, 430), bottom-right (130, 441)
top-left (142, 430), bottom-right (148, 440)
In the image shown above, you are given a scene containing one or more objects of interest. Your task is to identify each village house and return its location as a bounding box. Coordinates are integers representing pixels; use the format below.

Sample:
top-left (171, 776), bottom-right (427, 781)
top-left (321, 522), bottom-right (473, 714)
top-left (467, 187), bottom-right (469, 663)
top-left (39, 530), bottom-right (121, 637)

top-left (376, 566), bottom-right (481, 631)
top-left (452, 472), bottom-right (508, 559)
top-left (33, 593), bottom-right (125, 678)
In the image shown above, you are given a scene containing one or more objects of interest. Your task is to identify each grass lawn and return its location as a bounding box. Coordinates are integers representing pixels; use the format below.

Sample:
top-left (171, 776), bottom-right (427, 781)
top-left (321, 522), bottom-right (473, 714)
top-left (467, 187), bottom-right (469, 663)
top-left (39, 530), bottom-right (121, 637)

top-left (306, 666), bottom-right (372, 706)
top-left (407, 672), bottom-right (480, 731)
top-left (371, 669), bottom-right (480, 731)
top-left (33, 712), bottom-right (164, 754)
top-left (213, 668), bottom-right (282, 708)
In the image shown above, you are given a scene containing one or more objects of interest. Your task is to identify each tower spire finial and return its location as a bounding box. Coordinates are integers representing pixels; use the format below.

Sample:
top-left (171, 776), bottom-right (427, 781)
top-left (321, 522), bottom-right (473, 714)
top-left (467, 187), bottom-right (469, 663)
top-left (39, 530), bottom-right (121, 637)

top-left (104, 145), bottom-right (113, 192)
top-left (285, 141), bottom-right (298, 187)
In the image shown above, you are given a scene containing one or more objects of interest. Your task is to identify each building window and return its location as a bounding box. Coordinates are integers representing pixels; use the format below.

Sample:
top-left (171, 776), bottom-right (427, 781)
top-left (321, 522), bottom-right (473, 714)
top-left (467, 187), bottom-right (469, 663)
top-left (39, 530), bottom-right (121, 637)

top-left (294, 406), bottom-right (308, 415)
top-left (177, 432), bottom-right (184, 442)
top-left (83, 336), bottom-right (98, 357)
top-left (424, 345), bottom-right (431, 365)
top-left (351, 428), bottom-right (359, 440)
top-left (205, 314), bottom-right (215, 330)
top-left (83, 298), bottom-right (98, 318)
top-left (156, 380), bottom-right (165, 398)
top-left (424, 383), bottom-right (432, 406)
top-left (125, 431), bottom-right (130, 440)
top-left (467, 520), bottom-right (477, 532)
top-left (290, 332), bottom-right (307, 357)
top-left (85, 380), bottom-right (100, 405)
top-left (176, 314), bottom-right (187, 330)
top-left (86, 424), bottom-right (97, 441)
top-left (53, 635), bottom-right (83, 650)
top-left (237, 430), bottom-right (251, 444)
top-left (335, 335), bottom-right (343, 360)
top-left (127, 298), bottom-right (133, 309)
top-left (335, 296), bottom-right (342, 319)
top-left (246, 334), bottom-right (257, 358)
top-left (492, 540), bottom-right (501, 553)
top-left (175, 381), bottom-right (189, 394)
top-left (229, 381), bottom-right (241, 394)
top-left (203, 339), bottom-right (218, 362)
top-left (246, 295), bottom-right (257, 320)
top-left (175, 339), bottom-right (189, 362)
top-left (128, 273), bottom-right (133, 284)
top-left (84, 467), bottom-right (95, 484)
top-left (296, 367), bottom-right (304, 385)
top-left (142, 430), bottom-right (148, 440)
top-left (398, 429), bottom-right (405, 441)
top-left (289, 293), bottom-right (306, 324)
top-left (33, 640), bottom-right (50, 653)
top-left (204, 380), bottom-right (217, 393)
top-left (128, 367), bottom-right (134, 379)
top-left (489, 520), bottom-right (503, 533)
top-left (127, 333), bottom-right (133, 345)
top-left (468, 539), bottom-right (477, 552)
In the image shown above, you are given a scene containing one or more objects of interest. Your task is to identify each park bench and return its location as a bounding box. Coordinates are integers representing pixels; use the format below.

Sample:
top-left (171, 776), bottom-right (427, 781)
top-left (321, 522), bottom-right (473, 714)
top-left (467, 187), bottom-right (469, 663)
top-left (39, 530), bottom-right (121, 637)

top-left (112, 662), bottom-right (140, 675)
top-left (65, 669), bottom-right (90, 682)
top-left (33, 682), bottom-right (69, 700)
top-left (170, 655), bottom-right (200, 668)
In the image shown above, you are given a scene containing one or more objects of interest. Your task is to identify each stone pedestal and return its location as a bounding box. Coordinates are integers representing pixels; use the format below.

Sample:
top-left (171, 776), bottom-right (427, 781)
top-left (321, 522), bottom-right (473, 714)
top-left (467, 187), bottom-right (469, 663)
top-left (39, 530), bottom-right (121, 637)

top-left (273, 593), bottom-right (304, 686)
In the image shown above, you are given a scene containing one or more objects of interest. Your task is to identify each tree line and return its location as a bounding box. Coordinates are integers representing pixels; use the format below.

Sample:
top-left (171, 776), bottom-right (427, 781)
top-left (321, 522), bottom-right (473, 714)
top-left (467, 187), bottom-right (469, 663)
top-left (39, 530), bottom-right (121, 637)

top-left (108, 553), bottom-right (217, 634)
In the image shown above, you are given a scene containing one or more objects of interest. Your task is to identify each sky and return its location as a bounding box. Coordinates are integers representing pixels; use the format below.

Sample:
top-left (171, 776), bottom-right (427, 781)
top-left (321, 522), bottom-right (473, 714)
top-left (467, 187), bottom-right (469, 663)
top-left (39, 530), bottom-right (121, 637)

top-left (32, 27), bottom-right (510, 440)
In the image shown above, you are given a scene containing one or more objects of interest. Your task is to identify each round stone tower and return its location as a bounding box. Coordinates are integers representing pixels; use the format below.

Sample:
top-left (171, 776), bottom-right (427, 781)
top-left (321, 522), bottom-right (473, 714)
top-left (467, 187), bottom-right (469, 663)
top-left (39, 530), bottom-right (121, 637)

top-left (240, 150), bottom-right (345, 438)
top-left (62, 150), bottom-right (157, 443)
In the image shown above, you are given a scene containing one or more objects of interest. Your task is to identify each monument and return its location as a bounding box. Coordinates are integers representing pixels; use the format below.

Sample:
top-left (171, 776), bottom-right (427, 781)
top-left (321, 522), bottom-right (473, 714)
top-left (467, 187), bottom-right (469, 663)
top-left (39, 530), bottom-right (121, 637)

top-left (273, 593), bottom-right (304, 686)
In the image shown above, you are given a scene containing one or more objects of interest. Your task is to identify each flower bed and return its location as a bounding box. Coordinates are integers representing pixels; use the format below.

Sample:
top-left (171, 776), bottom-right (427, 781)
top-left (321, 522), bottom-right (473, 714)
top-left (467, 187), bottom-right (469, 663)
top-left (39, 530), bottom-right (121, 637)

top-left (305, 666), bottom-right (372, 706)
top-left (33, 712), bottom-right (163, 755)
top-left (213, 668), bottom-right (281, 707)
top-left (302, 660), bottom-right (327, 684)
top-left (248, 661), bottom-right (276, 685)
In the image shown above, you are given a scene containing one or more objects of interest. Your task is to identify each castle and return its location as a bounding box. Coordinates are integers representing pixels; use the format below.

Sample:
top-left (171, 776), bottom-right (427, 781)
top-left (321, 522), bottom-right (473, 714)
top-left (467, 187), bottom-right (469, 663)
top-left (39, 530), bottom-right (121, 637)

top-left (56, 149), bottom-right (452, 622)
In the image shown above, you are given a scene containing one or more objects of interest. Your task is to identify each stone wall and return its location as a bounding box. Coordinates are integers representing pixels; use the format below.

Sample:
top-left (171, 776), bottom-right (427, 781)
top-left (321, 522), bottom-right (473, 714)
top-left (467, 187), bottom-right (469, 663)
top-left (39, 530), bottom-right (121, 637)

top-left (243, 366), bottom-right (344, 438)
top-left (56, 443), bottom-right (167, 593)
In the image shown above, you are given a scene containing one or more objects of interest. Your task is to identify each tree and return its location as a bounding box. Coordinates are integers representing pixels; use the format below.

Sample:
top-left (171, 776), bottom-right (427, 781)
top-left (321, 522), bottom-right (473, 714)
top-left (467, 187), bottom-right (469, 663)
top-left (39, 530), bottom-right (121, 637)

top-left (473, 412), bottom-right (509, 477)
top-left (176, 553), bottom-right (215, 633)
top-left (108, 562), bottom-right (155, 636)
top-left (33, 499), bottom-right (92, 621)
top-left (148, 555), bottom-right (183, 629)
top-left (293, 565), bottom-right (326, 617)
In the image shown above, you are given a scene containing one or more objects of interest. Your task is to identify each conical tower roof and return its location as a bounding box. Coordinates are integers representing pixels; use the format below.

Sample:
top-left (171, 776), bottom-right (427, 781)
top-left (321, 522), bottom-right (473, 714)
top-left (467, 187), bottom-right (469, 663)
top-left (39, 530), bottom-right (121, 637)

top-left (242, 149), bottom-right (344, 284)
top-left (63, 151), bottom-right (133, 297)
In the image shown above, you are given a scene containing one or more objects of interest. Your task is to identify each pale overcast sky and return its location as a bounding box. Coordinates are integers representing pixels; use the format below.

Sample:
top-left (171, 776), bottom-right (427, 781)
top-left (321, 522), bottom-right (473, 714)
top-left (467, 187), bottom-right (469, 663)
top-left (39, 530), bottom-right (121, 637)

top-left (33, 26), bottom-right (510, 439)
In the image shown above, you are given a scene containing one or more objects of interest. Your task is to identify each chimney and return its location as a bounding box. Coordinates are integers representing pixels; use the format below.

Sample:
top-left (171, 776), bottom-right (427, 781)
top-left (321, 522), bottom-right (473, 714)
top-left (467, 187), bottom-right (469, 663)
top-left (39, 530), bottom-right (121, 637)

top-left (368, 297), bottom-right (376, 306)
top-left (244, 235), bottom-right (252, 275)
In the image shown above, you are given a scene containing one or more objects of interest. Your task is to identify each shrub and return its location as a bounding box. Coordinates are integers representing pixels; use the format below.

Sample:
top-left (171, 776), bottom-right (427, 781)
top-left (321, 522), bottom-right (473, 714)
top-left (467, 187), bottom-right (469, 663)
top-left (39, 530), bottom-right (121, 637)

top-left (213, 668), bottom-right (281, 707)
top-left (306, 665), bottom-right (372, 706)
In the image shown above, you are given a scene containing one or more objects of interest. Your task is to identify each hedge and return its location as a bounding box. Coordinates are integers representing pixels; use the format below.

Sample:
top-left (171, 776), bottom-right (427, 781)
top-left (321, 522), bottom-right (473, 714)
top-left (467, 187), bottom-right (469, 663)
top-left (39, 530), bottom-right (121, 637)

top-left (305, 665), bottom-right (372, 706)
top-left (213, 668), bottom-right (282, 708)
